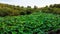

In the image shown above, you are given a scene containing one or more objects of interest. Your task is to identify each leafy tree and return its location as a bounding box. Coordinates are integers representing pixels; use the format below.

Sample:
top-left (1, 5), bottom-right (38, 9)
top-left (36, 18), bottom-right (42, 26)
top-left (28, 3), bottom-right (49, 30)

top-left (34, 5), bottom-right (38, 9)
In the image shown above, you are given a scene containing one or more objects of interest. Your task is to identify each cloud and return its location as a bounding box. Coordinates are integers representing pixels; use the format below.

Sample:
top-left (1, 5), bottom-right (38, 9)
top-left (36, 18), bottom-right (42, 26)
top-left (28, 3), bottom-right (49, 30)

top-left (0, 0), bottom-right (60, 7)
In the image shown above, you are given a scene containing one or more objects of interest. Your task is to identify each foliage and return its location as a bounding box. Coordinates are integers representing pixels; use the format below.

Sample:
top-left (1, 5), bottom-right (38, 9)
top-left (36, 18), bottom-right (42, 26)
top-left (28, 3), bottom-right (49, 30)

top-left (0, 11), bottom-right (60, 34)
top-left (0, 3), bottom-right (60, 16)
top-left (0, 3), bottom-right (34, 16)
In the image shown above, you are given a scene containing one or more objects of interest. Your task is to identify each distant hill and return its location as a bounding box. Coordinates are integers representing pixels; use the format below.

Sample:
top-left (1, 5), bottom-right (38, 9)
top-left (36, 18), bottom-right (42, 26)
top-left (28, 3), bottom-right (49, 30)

top-left (0, 3), bottom-right (33, 16)
top-left (0, 3), bottom-right (60, 17)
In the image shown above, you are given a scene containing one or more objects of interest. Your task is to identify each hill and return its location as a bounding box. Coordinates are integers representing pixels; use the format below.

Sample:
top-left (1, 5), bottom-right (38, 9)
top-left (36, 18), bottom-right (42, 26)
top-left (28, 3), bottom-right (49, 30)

top-left (0, 3), bottom-right (60, 34)
top-left (0, 3), bottom-right (60, 16)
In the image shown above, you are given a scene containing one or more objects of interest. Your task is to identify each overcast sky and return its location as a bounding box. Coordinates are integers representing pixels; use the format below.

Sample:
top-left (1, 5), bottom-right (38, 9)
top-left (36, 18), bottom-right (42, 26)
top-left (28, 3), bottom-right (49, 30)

top-left (0, 0), bottom-right (60, 7)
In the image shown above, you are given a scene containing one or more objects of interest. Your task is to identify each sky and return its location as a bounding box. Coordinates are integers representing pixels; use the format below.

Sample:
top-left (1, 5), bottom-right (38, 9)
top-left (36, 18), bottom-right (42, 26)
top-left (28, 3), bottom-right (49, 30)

top-left (0, 0), bottom-right (60, 8)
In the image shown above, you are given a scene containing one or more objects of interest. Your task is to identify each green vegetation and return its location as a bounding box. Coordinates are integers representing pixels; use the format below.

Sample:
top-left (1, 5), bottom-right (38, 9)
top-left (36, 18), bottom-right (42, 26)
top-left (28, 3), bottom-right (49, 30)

top-left (0, 3), bottom-right (60, 34)
top-left (0, 3), bottom-right (37, 16)
top-left (41, 4), bottom-right (60, 14)
top-left (0, 11), bottom-right (60, 34)
top-left (0, 3), bottom-right (60, 16)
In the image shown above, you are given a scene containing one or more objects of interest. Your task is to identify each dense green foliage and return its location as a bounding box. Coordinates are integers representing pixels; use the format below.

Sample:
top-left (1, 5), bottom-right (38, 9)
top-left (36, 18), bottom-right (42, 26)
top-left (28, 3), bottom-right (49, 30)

top-left (0, 3), bottom-right (39, 16)
top-left (41, 4), bottom-right (60, 14)
top-left (0, 11), bottom-right (60, 34)
top-left (0, 3), bottom-right (60, 16)
top-left (0, 3), bottom-right (60, 34)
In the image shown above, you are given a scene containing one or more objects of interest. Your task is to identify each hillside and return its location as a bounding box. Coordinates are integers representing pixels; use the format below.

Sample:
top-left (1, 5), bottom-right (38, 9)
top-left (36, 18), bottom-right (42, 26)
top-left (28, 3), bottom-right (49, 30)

top-left (0, 3), bottom-right (60, 34)
top-left (0, 3), bottom-right (60, 16)
top-left (0, 3), bottom-right (34, 16)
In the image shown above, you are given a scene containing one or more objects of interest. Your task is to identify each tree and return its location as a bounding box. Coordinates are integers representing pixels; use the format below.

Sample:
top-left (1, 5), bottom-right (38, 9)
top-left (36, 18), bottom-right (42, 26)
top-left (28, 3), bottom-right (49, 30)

top-left (49, 4), bottom-right (53, 8)
top-left (45, 5), bottom-right (48, 8)
top-left (27, 6), bottom-right (31, 8)
top-left (34, 5), bottom-right (38, 9)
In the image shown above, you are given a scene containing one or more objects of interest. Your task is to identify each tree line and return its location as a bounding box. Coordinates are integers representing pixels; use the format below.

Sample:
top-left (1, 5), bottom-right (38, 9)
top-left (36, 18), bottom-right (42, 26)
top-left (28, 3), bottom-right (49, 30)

top-left (0, 3), bottom-right (60, 17)
top-left (41, 4), bottom-right (60, 14)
